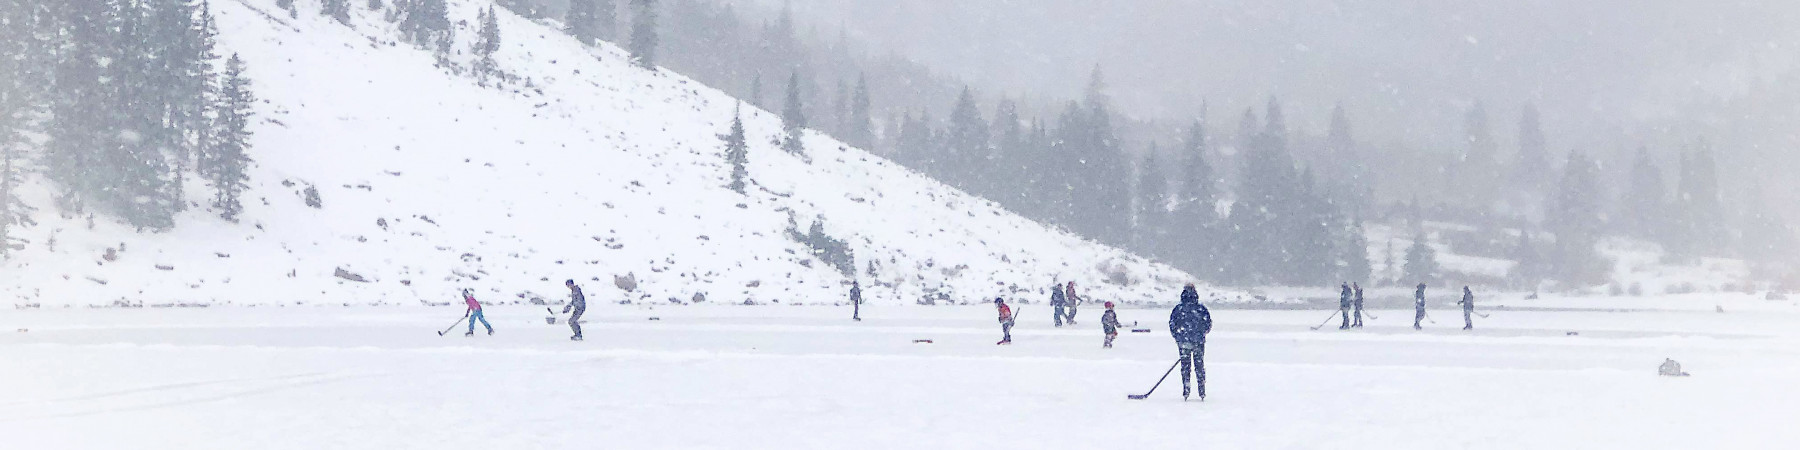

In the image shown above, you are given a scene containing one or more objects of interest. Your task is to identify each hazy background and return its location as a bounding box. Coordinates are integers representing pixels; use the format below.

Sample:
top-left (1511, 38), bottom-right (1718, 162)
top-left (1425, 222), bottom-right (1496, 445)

top-left (761, 0), bottom-right (1799, 150)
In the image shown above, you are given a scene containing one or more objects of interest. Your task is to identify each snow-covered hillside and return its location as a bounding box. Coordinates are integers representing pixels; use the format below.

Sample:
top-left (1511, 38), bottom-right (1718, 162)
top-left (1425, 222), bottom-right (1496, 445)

top-left (0, 0), bottom-right (1239, 307)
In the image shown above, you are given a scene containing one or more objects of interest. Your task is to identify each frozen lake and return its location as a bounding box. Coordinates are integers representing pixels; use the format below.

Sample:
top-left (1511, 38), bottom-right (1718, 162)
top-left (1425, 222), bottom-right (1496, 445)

top-left (3, 296), bottom-right (1796, 449)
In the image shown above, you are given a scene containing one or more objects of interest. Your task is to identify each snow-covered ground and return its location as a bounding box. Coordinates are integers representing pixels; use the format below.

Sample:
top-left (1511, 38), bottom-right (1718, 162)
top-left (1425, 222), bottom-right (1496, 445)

top-left (0, 0), bottom-right (1219, 309)
top-left (5, 296), bottom-right (1797, 449)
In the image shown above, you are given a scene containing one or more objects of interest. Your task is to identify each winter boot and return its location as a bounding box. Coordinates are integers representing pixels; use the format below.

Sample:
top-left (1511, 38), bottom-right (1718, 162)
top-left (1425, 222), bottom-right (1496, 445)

top-left (1182, 385), bottom-right (1191, 400)
top-left (571, 335), bottom-right (583, 341)
top-left (996, 338), bottom-right (1011, 345)
top-left (487, 329), bottom-right (494, 336)
top-left (464, 331), bottom-right (474, 337)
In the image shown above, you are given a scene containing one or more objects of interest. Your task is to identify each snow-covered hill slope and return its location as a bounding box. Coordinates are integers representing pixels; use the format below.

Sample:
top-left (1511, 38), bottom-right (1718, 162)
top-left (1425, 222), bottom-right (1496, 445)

top-left (1, 0), bottom-right (1239, 307)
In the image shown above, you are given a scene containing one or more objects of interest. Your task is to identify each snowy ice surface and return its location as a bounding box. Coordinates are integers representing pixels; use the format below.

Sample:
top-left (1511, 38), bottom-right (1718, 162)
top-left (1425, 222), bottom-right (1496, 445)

top-left (0, 0), bottom-right (1227, 308)
top-left (3, 296), bottom-right (1797, 449)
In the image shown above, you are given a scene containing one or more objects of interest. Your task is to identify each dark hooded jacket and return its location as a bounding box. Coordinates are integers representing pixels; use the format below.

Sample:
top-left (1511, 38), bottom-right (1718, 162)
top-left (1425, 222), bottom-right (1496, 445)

top-left (1169, 286), bottom-right (1213, 344)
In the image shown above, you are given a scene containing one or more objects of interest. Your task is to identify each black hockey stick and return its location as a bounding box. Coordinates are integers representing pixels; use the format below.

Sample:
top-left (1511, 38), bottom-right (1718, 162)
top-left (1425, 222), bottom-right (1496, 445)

top-left (1128, 359), bottom-right (1183, 400)
top-left (437, 314), bottom-right (468, 336)
top-left (1309, 310), bottom-right (1342, 330)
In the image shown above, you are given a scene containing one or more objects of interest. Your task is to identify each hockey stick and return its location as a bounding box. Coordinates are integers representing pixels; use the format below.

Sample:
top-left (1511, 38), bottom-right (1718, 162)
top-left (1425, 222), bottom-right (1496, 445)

top-left (1127, 359), bottom-right (1182, 400)
top-left (1473, 311), bottom-right (1490, 318)
top-left (437, 314), bottom-right (468, 336)
top-left (1361, 309), bottom-right (1380, 320)
top-left (1308, 310), bottom-right (1342, 330)
top-left (1422, 310), bottom-right (1437, 324)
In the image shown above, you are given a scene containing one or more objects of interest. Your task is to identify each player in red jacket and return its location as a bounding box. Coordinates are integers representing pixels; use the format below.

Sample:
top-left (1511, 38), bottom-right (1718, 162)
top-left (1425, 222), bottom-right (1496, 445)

top-left (463, 289), bottom-right (493, 336)
top-left (995, 297), bottom-right (1014, 345)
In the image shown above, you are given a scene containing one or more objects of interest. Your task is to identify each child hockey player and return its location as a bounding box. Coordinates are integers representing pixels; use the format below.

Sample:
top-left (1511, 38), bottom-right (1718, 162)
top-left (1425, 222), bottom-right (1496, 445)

top-left (1101, 301), bottom-right (1123, 348)
top-left (463, 289), bottom-right (493, 336)
top-left (995, 297), bottom-right (1014, 345)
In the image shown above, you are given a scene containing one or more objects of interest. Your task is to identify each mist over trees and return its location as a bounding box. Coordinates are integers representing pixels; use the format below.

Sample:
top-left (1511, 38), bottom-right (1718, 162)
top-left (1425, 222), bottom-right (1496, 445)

top-left (489, 0), bottom-right (1791, 289)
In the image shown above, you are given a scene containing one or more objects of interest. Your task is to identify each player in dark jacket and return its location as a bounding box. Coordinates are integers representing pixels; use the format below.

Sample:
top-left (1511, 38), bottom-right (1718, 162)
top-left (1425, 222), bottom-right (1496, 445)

top-left (1352, 283), bottom-right (1366, 327)
top-left (1338, 283), bottom-right (1353, 330)
top-left (850, 281), bottom-right (863, 321)
top-left (1050, 284), bottom-right (1067, 327)
top-left (1169, 284), bottom-right (1213, 400)
top-left (1413, 283), bottom-right (1428, 330)
top-left (563, 279), bottom-right (587, 341)
top-left (1458, 286), bottom-right (1475, 330)
top-left (1064, 281), bottom-right (1082, 326)
top-left (1101, 301), bottom-right (1123, 348)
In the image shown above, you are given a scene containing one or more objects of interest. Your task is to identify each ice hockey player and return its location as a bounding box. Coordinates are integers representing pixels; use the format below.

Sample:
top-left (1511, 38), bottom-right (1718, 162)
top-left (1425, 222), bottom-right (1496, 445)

top-left (1659, 358), bottom-right (1690, 377)
top-left (463, 289), bottom-right (494, 336)
top-left (1169, 283), bottom-right (1213, 400)
top-left (1050, 283), bottom-right (1067, 327)
top-left (1458, 286), bottom-right (1475, 330)
top-left (1352, 282), bottom-right (1366, 328)
top-left (1064, 281), bottom-right (1082, 326)
top-left (1413, 283), bottom-right (1428, 330)
top-left (1101, 301), bottom-right (1122, 348)
top-left (562, 280), bottom-right (586, 341)
top-left (1338, 283), bottom-right (1353, 330)
top-left (995, 297), bottom-right (1015, 345)
top-left (850, 281), bottom-right (863, 321)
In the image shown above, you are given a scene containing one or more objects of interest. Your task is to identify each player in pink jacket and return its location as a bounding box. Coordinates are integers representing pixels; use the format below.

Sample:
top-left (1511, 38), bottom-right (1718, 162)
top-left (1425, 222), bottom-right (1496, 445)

top-left (463, 289), bottom-right (493, 336)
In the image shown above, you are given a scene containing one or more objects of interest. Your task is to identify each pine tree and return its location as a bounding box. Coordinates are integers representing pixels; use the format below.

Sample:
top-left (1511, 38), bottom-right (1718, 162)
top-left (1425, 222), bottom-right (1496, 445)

top-left (1510, 230), bottom-right (1543, 290)
top-left (943, 86), bottom-right (988, 191)
top-left (0, 0), bottom-right (37, 252)
top-left (748, 73), bottom-right (763, 109)
top-left (1403, 230), bottom-right (1439, 284)
top-left (1323, 103), bottom-right (1368, 208)
top-left (1134, 146), bottom-right (1168, 253)
top-left (1548, 150), bottom-right (1605, 284)
top-left (565, 0), bottom-right (598, 44)
top-left (473, 6), bottom-right (502, 82)
top-left (1619, 147), bottom-right (1667, 240)
top-left (628, 0), bottom-right (658, 68)
top-left (1170, 119), bottom-right (1218, 278)
top-left (1341, 216), bottom-right (1372, 284)
top-left (989, 98), bottom-right (1024, 205)
top-left (120, 1), bottom-right (179, 229)
top-left (1673, 145), bottom-right (1722, 257)
top-left (322, 0), bottom-right (351, 24)
top-left (1382, 239), bottom-right (1399, 284)
top-left (1068, 66), bottom-right (1130, 245)
top-left (721, 106), bottom-right (749, 194)
top-left (780, 71), bottom-right (807, 157)
top-left (208, 54), bottom-right (255, 222)
top-left (1511, 104), bottom-right (1551, 206)
top-left (843, 73), bottom-right (872, 149)
top-left (1456, 102), bottom-right (1498, 209)
top-left (595, 0), bottom-right (617, 41)
top-left (829, 79), bottom-right (848, 137)
top-left (400, 0), bottom-right (452, 52)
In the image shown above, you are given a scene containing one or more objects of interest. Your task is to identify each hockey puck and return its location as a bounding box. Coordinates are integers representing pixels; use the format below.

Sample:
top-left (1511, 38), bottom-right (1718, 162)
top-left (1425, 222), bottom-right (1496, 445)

top-left (912, 339), bottom-right (933, 344)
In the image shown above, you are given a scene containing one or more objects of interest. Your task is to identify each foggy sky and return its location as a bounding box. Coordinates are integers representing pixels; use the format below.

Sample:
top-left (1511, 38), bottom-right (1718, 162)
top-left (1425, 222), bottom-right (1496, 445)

top-left (766, 0), bottom-right (1795, 150)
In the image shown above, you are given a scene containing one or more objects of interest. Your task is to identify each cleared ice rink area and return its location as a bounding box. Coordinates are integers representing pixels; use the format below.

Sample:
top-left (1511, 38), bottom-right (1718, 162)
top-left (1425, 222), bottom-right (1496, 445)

top-left (4, 295), bottom-right (1797, 449)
